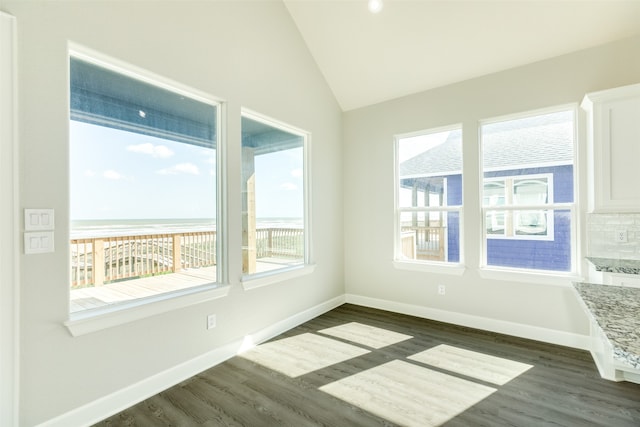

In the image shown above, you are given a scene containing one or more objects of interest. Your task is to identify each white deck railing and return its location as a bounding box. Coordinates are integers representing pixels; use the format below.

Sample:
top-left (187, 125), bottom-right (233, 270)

top-left (401, 226), bottom-right (446, 261)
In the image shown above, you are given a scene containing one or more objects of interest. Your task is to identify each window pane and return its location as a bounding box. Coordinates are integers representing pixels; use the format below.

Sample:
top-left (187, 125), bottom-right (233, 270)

top-left (513, 178), bottom-right (548, 205)
top-left (397, 128), bottom-right (462, 264)
top-left (515, 209), bottom-right (547, 235)
top-left (481, 110), bottom-right (574, 272)
top-left (241, 115), bottom-right (306, 275)
top-left (69, 58), bottom-right (219, 313)
top-left (486, 209), bottom-right (571, 271)
top-left (399, 210), bottom-right (460, 263)
top-left (398, 129), bottom-right (462, 208)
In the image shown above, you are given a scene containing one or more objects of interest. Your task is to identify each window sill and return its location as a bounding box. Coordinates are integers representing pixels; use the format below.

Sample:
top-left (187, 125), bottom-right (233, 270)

top-left (393, 260), bottom-right (466, 276)
top-left (241, 264), bottom-right (316, 291)
top-left (478, 267), bottom-right (584, 287)
top-left (65, 284), bottom-right (230, 337)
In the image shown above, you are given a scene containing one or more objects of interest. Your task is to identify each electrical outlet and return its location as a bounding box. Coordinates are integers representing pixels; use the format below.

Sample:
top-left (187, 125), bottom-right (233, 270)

top-left (615, 229), bottom-right (628, 243)
top-left (437, 284), bottom-right (446, 295)
top-left (207, 314), bottom-right (216, 330)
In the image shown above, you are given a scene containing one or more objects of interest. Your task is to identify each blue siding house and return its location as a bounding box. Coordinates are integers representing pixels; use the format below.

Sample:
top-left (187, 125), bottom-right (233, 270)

top-left (399, 111), bottom-right (574, 271)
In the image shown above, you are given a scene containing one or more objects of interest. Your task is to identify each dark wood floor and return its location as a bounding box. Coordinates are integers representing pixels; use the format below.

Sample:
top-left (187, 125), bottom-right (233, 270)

top-left (97, 304), bottom-right (640, 426)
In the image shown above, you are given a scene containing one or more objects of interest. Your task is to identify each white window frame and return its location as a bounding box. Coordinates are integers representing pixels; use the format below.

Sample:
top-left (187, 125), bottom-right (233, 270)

top-left (1, 11), bottom-right (19, 427)
top-left (483, 172), bottom-right (555, 241)
top-left (479, 105), bottom-right (579, 278)
top-left (65, 43), bottom-right (229, 336)
top-left (240, 109), bottom-right (315, 290)
top-left (393, 125), bottom-right (465, 275)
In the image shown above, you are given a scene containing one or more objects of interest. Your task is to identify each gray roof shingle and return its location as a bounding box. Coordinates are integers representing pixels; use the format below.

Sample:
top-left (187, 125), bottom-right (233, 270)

top-left (400, 111), bottom-right (574, 178)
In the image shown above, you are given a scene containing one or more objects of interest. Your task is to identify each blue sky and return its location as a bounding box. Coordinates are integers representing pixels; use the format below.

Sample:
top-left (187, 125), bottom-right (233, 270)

top-left (70, 121), bottom-right (303, 221)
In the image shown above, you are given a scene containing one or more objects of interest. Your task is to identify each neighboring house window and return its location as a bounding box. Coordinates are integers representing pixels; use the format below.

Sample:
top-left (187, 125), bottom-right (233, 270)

top-left (69, 54), bottom-right (220, 313)
top-left (241, 111), bottom-right (308, 276)
top-left (484, 174), bottom-right (553, 240)
top-left (396, 126), bottom-right (463, 264)
top-left (480, 109), bottom-right (575, 272)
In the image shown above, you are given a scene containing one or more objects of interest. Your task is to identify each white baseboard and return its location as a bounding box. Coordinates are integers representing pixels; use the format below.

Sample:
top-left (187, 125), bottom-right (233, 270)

top-left (35, 292), bottom-right (588, 427)
top-left (37, 295), bottom-right (345, 427)
top-left (345, 294), bottom-right (590, 351)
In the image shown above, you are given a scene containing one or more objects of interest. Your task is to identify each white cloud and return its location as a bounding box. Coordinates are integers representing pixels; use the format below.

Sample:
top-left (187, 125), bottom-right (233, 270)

top-left (84, 169), bottom-right (96, 177)
top-left (280, 182), bottom-right (297, 191)
top-left (291, 168), bottom-right (303, 178)
top-left (157, 162), bottom-right (200, 175)
top-left (103, 170), bottom-right (124, 180)
top-left (127, 143), bottom-right (174, 158)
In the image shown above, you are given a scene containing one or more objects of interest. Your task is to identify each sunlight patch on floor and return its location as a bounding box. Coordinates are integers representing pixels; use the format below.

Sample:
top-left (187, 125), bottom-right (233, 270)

top-left (239, 332), bottom-right (370, 377)
top-left (408, 344), bottom-right (533, 385)
top-left (319, 322), bottom-right (413, 349)
top-left (320, 359), bottom-right (496, 427)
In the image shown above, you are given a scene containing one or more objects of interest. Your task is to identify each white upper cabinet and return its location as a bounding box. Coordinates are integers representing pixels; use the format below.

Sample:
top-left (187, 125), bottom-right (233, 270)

top-left (582, 83), bottom-right (640, 212)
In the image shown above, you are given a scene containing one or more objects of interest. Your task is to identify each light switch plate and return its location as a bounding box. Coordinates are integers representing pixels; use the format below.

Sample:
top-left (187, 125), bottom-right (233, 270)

top-left (24, 231), bottom-right (54, 254)
top-left (24, 209), bottom-right (55, 231)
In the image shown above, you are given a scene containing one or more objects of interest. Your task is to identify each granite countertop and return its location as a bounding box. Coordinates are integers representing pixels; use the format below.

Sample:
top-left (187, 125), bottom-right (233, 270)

top-left (587, 257), bottom-right (640, 275)
top-left (573, 282), bottom-right (640, 370)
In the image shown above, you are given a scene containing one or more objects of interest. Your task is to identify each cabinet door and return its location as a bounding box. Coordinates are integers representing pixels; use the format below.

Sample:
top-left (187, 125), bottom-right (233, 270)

top-left (583, 84), bottom-right (640, 212)
top-left (603, 97), bottom-right (640, 210)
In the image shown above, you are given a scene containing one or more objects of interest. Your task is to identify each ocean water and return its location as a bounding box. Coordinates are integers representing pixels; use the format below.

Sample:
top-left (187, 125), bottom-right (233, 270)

top-left (70, 218), bottom-right (303, 239)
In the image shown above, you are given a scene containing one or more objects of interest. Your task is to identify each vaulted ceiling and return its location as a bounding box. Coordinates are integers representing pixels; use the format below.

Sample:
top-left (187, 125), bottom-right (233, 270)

top-left (283, 0), bottom-right (640, 111)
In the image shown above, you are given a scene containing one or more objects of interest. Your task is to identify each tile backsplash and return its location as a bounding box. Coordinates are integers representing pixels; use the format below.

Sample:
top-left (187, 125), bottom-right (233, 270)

top-left (588, 213), bottom-right (640, 260)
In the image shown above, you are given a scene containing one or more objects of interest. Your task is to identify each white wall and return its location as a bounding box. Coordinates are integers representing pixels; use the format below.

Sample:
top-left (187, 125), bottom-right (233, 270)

top-left (0, 11), bottom-right (19, 427)
top-left (1, 1), bottom-right (343, 425)
top-left (343, 36), bottom-right (640, 339)
top-left (5, 1), bottom-right (640, 424)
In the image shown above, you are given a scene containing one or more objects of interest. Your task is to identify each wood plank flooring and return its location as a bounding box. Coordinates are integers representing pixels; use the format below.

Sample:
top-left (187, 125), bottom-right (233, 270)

top-left (96, 304), bottom-right (640, 426)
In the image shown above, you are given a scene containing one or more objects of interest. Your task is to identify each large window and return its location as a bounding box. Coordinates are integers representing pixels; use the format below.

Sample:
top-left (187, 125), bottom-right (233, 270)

top-left (481, 109), bottom-right (575, 272)
top-left (396, 126), bottom-right (463, 264)
top-left (69, 53), bottom-right (220, 313)
top-left (241, 112), bottom-right (307, 277)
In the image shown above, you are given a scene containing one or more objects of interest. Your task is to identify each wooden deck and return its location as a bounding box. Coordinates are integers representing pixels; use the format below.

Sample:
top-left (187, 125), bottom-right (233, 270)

top-left (70, 266), bottom-right (218, 313)
top-left (70, 258), bottom-right (302, 313)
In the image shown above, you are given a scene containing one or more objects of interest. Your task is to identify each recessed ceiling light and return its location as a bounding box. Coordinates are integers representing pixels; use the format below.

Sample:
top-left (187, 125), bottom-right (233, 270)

top-left (368, 0), bottom-right (383, 14)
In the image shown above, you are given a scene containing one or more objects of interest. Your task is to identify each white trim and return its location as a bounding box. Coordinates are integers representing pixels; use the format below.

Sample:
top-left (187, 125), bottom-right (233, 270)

top-left (216, 102), bottom-right (228, 284)
top-left (581, 82), bottom-right (640, 104)
top-left (393, 260), bottom-right (466, 276)
top-left (482, 172), bottom-right (556, 242)
top-left (66, 44), bottom-right (228, 335)
top-left (0, 11), bottom-right (19, 427)
top-left (345, 294), bottom-right (590, 350)
top-left (398, 205), bottom-right (462, 213)
top-left (478, 103), bottom-right (578, 127)
top-left (241, 108), bottom-right (309, 138)
top-left (241, 264), bottom-right (316, 290)
top-left (239, 108), bottom-right (313, 273)
top-left (479, 105), bottom-right (579, 274)
top-left (65, 285), bottom-right (231, 337)
top-left (394, 125), bottom-right (464, 267)
top-left (478, 267), bottom-right (584, 287)
top-left (482, 160), bottom-right (572, 173)
top-left (38, 295), bottom-right (344, 427)
top-left (68, 42), bottom-right (223, 106)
